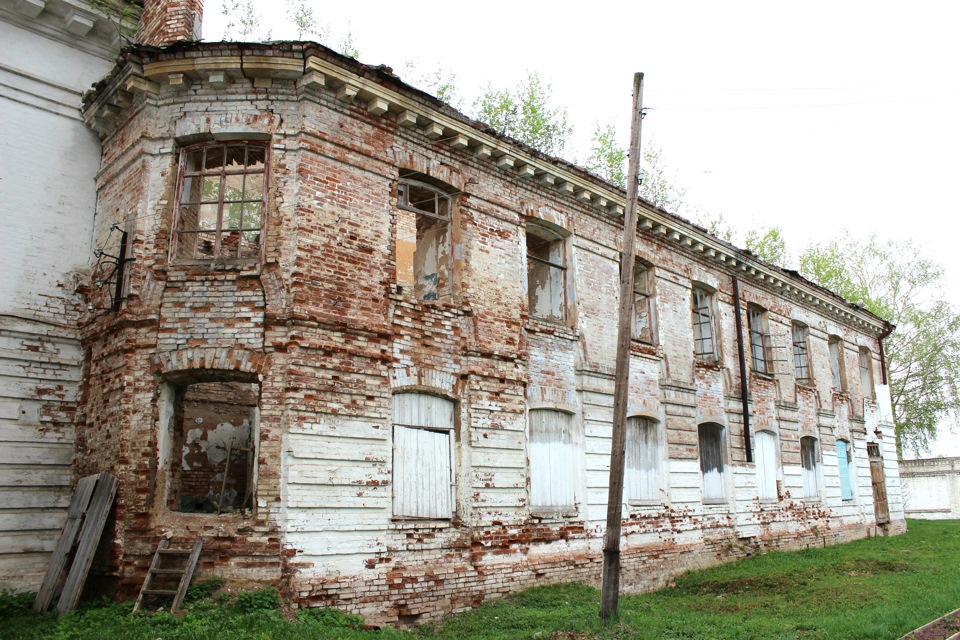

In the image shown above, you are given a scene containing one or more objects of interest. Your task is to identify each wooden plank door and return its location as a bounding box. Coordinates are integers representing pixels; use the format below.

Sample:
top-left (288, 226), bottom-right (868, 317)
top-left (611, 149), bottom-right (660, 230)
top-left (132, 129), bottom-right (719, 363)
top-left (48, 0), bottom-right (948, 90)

top-left (867, 443), bottom-right (890, 525)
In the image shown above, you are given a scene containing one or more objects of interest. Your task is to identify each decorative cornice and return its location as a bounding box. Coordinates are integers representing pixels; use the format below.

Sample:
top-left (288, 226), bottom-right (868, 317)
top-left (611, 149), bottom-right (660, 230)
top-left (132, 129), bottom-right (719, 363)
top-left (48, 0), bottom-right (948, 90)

top-left (82, 43), bottom-right (890, 336)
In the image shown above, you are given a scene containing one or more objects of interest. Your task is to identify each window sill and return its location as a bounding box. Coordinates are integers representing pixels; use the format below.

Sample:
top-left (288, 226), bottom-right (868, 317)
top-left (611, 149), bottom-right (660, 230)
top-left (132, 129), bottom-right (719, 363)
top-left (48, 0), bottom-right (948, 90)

top-left (529, 507), bottom-right (578, 519)
top-left (165, 263), bottom-right (263, 279)
top-left (627, 500), bottom-right (664, 509)
top-left (389, 517), bottom-right (453, 530)
top-left (629, 340), bottom-right (662, 359)
top-left (702, 499), bottom-right (728, 506)
top-left (694, 358), bottom-right (722, 370)
top-left (525, 317), bottom-right (578, 340)
top-left (750, 371), bottom-right (775, 383)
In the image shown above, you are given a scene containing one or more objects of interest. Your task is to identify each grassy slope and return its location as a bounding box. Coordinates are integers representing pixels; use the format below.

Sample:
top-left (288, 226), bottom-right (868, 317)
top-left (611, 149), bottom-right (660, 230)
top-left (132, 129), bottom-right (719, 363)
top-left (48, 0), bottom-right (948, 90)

top-left (3, 519), bottom-right (959, 640)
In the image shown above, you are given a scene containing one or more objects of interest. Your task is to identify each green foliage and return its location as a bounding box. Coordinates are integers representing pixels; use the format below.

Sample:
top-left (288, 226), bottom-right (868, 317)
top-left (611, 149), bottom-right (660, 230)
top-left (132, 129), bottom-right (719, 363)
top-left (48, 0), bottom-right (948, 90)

top-left (696, 211), bottom-right (736, 243)
top-left (184, 577), bottom-right (226, 604)
top-left (222, 0), bottom-right (263, 40)
top-left (799, 231), bottom-right (960, 456)
top-left (585, 123), bottom-right (626, 188)
top-left (6, 522), bottom-right (960, 638)
top-left (402, 61), bottom-right (459, 108)
top-left (298, 606), bottom-right (364, 628)
top-left (232, 587), bottom-right (282, 614)
top-left (286, 0), bottom-right (328, 40)
top-left (339, 25), bottom-right (360, 59)
top-left (745, 225), bottom-right (789, 267)
top-left (473, 72), bottom-right (573, 157)
top-left (638, 143), bottom-right (688, 214)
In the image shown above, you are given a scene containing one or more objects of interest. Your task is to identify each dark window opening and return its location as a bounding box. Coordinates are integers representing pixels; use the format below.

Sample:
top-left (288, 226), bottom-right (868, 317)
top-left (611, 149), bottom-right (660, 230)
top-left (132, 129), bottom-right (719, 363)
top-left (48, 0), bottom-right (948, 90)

top-left (167, 379), bottom-right (259, 514)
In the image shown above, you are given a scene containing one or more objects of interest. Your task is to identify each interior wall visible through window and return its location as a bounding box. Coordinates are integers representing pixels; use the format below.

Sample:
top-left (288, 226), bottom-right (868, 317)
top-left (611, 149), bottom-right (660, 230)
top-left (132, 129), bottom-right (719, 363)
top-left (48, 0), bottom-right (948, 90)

top-left (526, 223), bottom-right (567, 324)
top-left (163, 378), bottom-right (260, 514)
top-left (829, 336), bottom-right (846, 391)
top-left (396, 179), bottom-right (452, 301)
top-left (692, 286), bottom-right (717, 361)
top-left (859, 347), bottom-right (875, 400)
top-left (792, 322), bottom-right (811, 381)
top-left (632, 262), bottom-right (657, 343)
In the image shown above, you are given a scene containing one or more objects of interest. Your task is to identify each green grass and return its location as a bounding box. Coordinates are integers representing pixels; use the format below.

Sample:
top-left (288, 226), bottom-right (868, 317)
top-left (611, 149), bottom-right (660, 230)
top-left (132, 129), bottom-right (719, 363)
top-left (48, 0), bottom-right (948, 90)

top-left (4, 519), bottom-right (960, 639)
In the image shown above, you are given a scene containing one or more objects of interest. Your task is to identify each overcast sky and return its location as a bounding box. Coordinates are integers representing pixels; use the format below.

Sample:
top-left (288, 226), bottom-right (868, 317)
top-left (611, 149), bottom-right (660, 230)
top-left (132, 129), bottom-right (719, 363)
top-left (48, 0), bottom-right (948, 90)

top-left (203, 1), bottom-right (960, 457)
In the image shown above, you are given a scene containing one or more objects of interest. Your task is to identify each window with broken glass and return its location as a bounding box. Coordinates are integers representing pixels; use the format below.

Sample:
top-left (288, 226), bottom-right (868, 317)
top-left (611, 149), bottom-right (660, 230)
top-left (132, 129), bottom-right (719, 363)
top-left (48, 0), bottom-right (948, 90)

top-left (748, 305), bottom-right (771, 374)
top-left (173, 142), bottom-right (267, 262)
top-left (392, 393), bottom-right (455, 519)
top-left (396, 179), bottom-right (451, 301)
top-left (829, 336), bottom-right (847, 391)
top-left (859, 347), bottom-right (875, 401)
top-left (526, 223), bottom-right (567, 324)
top-left (692, 286), bottom-right (717, 361)
top-left (792, 322), bottom-right (811, 381)
top-left (632, 263), bottom-right (657, 343)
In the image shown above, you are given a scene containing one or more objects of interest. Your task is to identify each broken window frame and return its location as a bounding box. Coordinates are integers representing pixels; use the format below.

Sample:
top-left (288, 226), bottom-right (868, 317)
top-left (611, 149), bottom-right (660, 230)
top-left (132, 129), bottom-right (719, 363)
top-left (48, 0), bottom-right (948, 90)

top-left (692, 285), bottom-right (718, 362)
top-left (395, 178), bottom-right (453, 302)
top-left (792, 322), bottom-right (812, 382)
top-left (859, 347), bottom-right (875, 401)
top-left (526, 221), bottom-right (569, 325)
top-left (829, 336), bottom-right (847, 391)
top-left (754, 430), bottom-right (779, 501)
top-left (800, 436), bottom-right (821, 499)
top-left (625, 416), bottom-right (662, 504)
top-left (158, 373), bottom-right (261, 516)
top-left (631, 262), bottom-right (658, 344)
top-left (747, 305), bottom-right (772, 375)
top-left (171, 141), bottom-right (269, 264)
top-left (698, 422), bottom-right (726, 503)
top-left (528, 408), bottom-right (578, 513)
top-left (391, 392), bottom-right (456, 520)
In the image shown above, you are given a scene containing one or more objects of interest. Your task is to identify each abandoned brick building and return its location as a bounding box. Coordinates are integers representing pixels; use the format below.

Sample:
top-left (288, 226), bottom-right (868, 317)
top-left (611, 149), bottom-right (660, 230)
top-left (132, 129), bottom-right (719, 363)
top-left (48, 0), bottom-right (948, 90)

top-left (3, 0), bottom-right (905, 624)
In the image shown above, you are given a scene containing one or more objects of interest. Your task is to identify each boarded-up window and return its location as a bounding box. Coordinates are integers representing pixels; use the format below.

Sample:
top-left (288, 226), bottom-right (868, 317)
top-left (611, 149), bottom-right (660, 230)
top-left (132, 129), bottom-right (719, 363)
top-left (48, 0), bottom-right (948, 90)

top-left (692, 286), bottom-right (717, 361)
top-left (529, 409), bottom-right (576, 509)
top-left (748, 306), bottom-right (770, 374)
top-left (174, 142), bottom-right (267, 262)
top-left (626, 417), bottom-right (661, 502)
top-left (829, 336), bottom-right (846, 391)
top-left (792, 322), bottom-right (811, 381)
top-left (397, 180), bottom-right (451, 301)
top-left (392, 393), bottom-right (454, 518)
top-left (526, 223), bottom-right (566, 323)
top-left (632, 263), bottom-right (657, 343)
top-left (801, 436), bottom-right (820, 499)
top-left (698, 423), bottom-right (725, 501)
top-left (837, 439), bottom-right (854, 501)
top-left (754, 430), bottom-right (779, 501)
top-left (859, 347), bottom-right (875, 401)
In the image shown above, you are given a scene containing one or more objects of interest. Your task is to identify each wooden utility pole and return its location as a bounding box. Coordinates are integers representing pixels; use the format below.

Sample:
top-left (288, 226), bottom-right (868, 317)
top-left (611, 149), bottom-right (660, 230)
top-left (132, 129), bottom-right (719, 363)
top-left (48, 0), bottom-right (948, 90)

top-left (600, 72), bottom-right (645, 621)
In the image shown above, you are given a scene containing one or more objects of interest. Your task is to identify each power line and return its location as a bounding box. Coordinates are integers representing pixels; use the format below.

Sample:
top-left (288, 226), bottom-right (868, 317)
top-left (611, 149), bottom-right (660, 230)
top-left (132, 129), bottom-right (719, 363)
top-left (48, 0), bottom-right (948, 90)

top-left (647, 92), bottom-right (960, 113)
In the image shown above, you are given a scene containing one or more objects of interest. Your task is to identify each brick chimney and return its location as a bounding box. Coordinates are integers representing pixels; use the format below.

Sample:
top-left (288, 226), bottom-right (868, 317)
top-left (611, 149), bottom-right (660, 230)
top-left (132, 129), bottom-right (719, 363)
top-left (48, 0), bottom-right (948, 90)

top-left (137, 0), bottom-right (204, 46)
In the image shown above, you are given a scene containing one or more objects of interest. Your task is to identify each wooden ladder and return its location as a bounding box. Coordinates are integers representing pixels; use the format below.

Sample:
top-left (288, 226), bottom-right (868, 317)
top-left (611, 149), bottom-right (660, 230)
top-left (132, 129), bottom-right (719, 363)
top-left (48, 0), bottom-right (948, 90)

top-left (132, 539), bottom-right (203, 614)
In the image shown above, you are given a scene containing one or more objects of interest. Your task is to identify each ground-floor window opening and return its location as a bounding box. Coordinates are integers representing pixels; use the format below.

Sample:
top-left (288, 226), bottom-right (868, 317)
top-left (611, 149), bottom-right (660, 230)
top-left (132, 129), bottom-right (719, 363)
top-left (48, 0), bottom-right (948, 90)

top-left (163, 377), bottom-right (260, 514)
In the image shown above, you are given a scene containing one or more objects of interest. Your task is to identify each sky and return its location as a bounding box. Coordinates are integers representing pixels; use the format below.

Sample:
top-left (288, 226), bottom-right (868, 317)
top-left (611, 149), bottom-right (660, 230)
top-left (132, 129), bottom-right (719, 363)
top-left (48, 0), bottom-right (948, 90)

top-left (203, 0), bottom-right (960, 457)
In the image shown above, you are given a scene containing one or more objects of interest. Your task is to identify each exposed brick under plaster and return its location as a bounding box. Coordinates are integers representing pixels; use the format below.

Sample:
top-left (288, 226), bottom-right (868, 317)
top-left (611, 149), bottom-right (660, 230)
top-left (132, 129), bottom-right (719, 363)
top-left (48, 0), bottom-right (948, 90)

top-left (73, 43), bottom-right (905, 624)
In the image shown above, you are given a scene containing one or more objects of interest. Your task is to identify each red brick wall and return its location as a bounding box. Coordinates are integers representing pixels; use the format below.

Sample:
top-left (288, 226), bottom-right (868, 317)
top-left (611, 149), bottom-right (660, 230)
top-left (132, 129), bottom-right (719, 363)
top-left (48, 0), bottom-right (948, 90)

top-left (137, 0), bottom-right (203, 46)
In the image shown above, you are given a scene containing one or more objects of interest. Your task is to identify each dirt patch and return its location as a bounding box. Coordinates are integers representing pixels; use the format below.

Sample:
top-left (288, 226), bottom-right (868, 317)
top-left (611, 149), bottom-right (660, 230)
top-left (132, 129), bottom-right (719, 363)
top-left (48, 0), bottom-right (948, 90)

top-left (834, 559), bottom-right (913, 576)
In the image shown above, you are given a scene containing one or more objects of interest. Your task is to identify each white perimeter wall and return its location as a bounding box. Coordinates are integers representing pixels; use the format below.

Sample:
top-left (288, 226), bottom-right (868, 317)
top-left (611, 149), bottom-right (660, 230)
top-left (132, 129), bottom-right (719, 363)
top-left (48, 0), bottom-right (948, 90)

top-left (901, 458), bottom-right (960, 519)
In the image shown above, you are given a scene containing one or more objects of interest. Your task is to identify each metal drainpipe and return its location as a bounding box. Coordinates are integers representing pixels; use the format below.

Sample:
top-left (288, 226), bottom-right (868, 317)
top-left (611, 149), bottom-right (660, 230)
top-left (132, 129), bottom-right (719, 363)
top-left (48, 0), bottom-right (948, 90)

top-left (878, 321), bottom-right (894, 385)
top-left (732, 276), bottom-right (753, 463)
